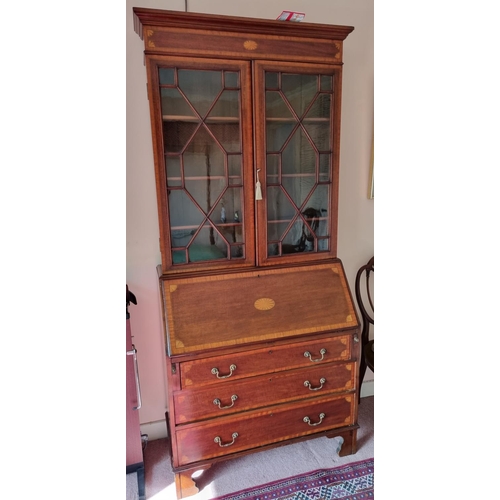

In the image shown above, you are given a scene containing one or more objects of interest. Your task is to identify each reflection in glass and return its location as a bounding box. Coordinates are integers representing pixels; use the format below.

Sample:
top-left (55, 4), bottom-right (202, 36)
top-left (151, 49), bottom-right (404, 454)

top-left (224, 71), bottom-right (239, 88)
top-left (178, 69), bottom-right (221, 117)
top-left (165, 155), bottom-right (182, 187)
top-left (159, 68), bottom-right (175, 85)
top-left (228, 155), bottom-right (242, 185)
top-left (282, 74), bottom-right (317, 117)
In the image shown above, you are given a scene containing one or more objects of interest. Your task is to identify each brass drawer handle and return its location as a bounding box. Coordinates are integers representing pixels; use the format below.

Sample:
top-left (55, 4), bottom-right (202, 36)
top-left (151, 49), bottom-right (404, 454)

top-left (304, 377), bottom-right (326, 391)
top-left (214, 432), bottom-right (239, 447)
top-left (213, 395), bottom-right (238, 409)
top-left (304, 348), bottom-right (326, 362)
top-left (211, 364), bottom-right (237, 379)
top-left (303, 413), bottom-right (326, 426)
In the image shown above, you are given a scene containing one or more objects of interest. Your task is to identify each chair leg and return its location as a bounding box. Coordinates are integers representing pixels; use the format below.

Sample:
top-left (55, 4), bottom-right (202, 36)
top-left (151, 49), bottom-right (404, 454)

top-left (358, 354), bottom-right (367, 404)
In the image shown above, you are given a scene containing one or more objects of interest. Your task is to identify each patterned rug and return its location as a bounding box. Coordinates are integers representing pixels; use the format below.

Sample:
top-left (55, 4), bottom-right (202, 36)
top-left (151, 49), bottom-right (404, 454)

top-left (212, 458), bottom-right (374, 500)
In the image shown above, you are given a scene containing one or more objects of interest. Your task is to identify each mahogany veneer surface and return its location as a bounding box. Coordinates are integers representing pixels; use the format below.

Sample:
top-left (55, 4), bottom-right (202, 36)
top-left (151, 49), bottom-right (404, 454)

top-left (161, 262), bottom-right (357, 355)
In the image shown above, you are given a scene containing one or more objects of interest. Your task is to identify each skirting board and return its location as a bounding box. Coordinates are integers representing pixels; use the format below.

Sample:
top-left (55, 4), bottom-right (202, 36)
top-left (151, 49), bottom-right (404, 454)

top-left (360, 379), bottom-right (374, 398)
top-left (140, 381), bottom-right (374, 441)
top-left (140, 420), bottom-right (168, 441)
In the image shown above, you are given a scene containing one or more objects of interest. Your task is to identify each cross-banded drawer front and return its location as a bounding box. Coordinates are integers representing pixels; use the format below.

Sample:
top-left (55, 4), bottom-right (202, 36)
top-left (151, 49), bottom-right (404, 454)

top-left (175, 394), bottom-right (355, 465)
top-left (174, 361), bottom-right (355, 424)
top-left (179, 335), bottom-right (351, 388)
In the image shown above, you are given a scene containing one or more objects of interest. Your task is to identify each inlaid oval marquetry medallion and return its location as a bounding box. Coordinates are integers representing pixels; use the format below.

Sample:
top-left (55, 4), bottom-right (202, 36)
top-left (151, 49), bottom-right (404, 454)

top-left (243, 40), bottom-right (258, 50)
top-left (254, 298), bottom-right (275, 311)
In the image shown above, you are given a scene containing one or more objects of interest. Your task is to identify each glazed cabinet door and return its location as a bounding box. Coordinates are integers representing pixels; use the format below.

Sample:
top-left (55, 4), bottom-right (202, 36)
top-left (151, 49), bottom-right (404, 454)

top-left (253, 61), bottom-right (343, 266)
top-left (145, 56), bottom-right (256, 274)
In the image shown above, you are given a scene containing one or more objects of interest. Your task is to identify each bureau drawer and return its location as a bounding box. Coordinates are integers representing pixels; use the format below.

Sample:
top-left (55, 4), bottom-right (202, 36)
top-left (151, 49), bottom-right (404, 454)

top-left (175, 394), bottom-right (355, 466)
top-left (179, 335), bottom-right (351, 388)
top-left (174, 362), bottom-right (355, 424)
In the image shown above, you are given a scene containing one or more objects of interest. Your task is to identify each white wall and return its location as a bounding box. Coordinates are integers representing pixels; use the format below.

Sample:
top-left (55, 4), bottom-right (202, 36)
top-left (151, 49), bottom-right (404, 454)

top-left (126, 0), bottom-right (374, 435)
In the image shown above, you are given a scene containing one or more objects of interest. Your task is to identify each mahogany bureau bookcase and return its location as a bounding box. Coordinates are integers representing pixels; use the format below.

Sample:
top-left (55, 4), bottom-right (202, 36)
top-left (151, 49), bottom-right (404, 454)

top-left (132, 8), bottom-right (359, 498)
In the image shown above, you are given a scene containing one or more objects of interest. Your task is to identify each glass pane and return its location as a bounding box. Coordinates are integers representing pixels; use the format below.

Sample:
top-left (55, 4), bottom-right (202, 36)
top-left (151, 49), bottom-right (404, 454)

top-left (266, 122), bottom-right (296, 152)
top-left (190, 224), bottom-right (228, 261)
top-left (303, 185), bottom-right (330, 235)
top-left (178, 69), bottom-right (222, 118)
top-left (206, 123), bottom-right (240, 153)
top-left (205, 90), bottom-right (241, 153)
top-left (282, 176), bottom-right (316, 210)
top-left (303, 122), bottom-right (331, 151)
top-left (268, 243), bottom-right (279, 257)
top-left (319, 154), bottom-right (330, 182)
top-left (282, 129), bottom-right (316, 207)
top-left (320, 74), bottom-right (333, 91)
top-left (217, 225), bottom-right (244, 244)
top-left (306, 93), bottom-right (331, 119)
top-left (282, 219), bottom-right (308, 253)
top-left (172, 249), bottom-right (188, 264)
top-left (163, 121), bottom-right (198, 153)
top-left (168, 190), bottom-right (204, 232)
top-left (224, 71), bottom-right (239, 88)
top-left (267, 186), bottom-right (297, 238)
top-left (165, 155), bottom-right (182, 187)
top-left (183, 127), bottom-right (225, 178)
top-left (318, 238), bottom-right (329, 251)
top-left (267, 220), bottom-right (290, 242)
top-left (301, 206), bottom-right (321, 249)
top-left (159, 68), bottom-right (175, 85)
top-left (264, 71), bottom-right (334, 259)
top-left (208, 90), bottom-right (239, 118)
top-left (266, 154), bottom-right (279, 184)
top-left (161, 87), bottom-right (197, 118)
top-left (210, 187), bottom-right (242, 231)
top-left (265, 72), bottom-right (279, 89)
top-left (160, 66), bottom-right (245, 266)
top-left (231, 244), bottom-right (244, 259)
top-left (282, 128), bottom-right (316, 175)
top-left (266, 91), bottom-right (293, 119)
top-left (228, 155), bottom-right (242, 185)
top-left (282, 74), bottom-right (317, 117)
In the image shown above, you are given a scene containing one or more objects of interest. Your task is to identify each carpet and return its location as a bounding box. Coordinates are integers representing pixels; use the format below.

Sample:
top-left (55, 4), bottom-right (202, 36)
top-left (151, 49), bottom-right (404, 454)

top-left (212, 458), bottom-right (374, 500)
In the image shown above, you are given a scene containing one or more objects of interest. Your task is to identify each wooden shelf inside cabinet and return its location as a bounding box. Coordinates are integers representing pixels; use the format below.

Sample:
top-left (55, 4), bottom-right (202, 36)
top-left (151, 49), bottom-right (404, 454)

top-left (167, 176), bottom-right (242, 182)
top-left (266, 117), bottom-right (331, 123)
top-left (163, 115), bottom-right (240, 123)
